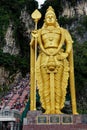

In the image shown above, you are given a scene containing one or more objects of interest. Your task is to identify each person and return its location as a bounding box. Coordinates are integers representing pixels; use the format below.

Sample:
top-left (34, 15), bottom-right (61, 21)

top-left (30, 6), bottom-right (75, 114)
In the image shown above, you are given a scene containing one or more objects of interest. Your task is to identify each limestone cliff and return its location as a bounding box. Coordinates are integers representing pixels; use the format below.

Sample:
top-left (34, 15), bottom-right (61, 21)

top-left (62, 1), bottom-right (87, 17)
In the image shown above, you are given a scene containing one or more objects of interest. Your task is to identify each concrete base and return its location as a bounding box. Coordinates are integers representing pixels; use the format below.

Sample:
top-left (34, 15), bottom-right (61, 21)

top-left (23, 111), bottom-right (87, 130)
top-left (23, 124), bottom-right (87, 130)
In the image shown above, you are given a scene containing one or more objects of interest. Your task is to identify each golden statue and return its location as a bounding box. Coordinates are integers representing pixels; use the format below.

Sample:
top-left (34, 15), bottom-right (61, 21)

top-left (30, 6), bottom-right (78, 114)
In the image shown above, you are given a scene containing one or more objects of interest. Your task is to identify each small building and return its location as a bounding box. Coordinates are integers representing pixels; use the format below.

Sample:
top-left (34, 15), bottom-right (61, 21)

top-left (0, 107), bottom-right (21, 130)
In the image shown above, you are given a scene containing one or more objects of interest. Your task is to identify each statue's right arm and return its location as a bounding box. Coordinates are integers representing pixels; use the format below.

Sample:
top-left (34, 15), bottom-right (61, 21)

top-left (30, 30), bottom-right (38, 47)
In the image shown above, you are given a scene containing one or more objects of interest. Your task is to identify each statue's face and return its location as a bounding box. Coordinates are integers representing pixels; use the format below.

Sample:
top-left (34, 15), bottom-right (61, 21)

top-left (45, 13), bottom-right (56, 26)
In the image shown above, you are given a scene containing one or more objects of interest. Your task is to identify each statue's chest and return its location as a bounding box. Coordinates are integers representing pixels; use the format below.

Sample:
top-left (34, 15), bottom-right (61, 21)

top-left (41, 30), bottom-right (61, 41)
top-left (42, 31), bottom-right (60, 41)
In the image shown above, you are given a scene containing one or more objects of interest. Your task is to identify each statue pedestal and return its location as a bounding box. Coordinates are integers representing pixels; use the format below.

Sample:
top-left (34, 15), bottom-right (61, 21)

top-left (23, 111), bottom-right (87, 130)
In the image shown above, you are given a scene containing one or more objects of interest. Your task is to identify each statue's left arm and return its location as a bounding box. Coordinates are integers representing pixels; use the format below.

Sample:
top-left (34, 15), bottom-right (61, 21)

top-left (57, 29), bottom-right (73, 60)
top-left (65, 29), bottom-right (73, 55)
top-left (51, 28), bottom-right (73, 59)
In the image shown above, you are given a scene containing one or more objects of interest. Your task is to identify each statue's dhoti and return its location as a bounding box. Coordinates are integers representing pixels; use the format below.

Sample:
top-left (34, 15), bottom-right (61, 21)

top-left (36, 50), bottom-right (69, 114)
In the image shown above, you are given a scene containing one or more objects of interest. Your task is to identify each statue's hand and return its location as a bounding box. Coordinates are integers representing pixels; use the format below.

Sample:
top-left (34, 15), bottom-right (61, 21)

top-left (30, 30), bottom-right (38, 46)
top-left (31, 30), bottom-right (38, 38)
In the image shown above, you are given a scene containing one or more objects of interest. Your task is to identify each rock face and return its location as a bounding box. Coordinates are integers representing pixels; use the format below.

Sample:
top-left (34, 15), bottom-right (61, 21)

top-left (62, 1), bottom-right (87, 17)
top-left (20, 7), bottom-right (34, 38)
top-left (2, 1), bottom-right (87, 55)
top-left (2, 22), bottom-right (20, 55)
top-left (0, 66), bottom-right (22, 87)
top-left (20, 8), bottom-right (34, 30)
top-left (0, 8), bottom-right (34, 87)
top-left (2, 7), bottom-right (34, 55)
top-left (0, 67), bottom-right (9, 86)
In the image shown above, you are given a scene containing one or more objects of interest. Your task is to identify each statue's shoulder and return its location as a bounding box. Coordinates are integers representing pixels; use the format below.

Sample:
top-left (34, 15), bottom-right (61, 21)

top-left (37, 28), bottom-right (47, 36)
top-left (60, 27), bottom-right (69, 34)
top-left (39, 28), bottom-right (48, 35)
top-left (60, 27), bottom-right (72, 37)
top-left (60, 27), bottom-right (73, 42)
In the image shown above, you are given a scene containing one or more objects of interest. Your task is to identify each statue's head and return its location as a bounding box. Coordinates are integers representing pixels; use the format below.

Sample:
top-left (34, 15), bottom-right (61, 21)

top-left (42, 6), bottom-right (60, 28)
top-left (44, 6), bottom-right (57, 26)
top-left (45, 6), bottom-right (56, 17)
top-left (44, 6), bottom-right (59, 27)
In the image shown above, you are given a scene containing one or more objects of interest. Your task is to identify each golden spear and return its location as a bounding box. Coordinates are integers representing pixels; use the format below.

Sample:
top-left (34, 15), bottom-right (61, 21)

top-left (30, 9), bottom-right (41, 110)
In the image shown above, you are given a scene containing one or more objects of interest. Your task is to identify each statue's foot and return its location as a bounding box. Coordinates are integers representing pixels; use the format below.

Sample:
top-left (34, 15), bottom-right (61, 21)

top-left (44, 109), bottom-right (64, 114)
top-left (44, 110), bottom-right (50, 114)
top-left (56, 110), bottom-right (63, 114)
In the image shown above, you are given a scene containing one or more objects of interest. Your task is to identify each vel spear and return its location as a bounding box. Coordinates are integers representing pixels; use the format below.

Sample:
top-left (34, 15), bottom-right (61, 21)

top-left (30, 9), bottom-right (41, 110)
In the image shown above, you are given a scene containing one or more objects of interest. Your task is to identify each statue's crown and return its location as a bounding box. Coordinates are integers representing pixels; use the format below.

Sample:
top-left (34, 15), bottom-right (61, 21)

top-left (45, 6), bottom-right (56, 17)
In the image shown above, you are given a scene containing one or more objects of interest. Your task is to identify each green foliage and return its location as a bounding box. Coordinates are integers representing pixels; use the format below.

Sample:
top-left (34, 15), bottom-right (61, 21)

top-left (0, 7), bottom-right (10, 43)
top-left (25, 0), bottom-right (38, 14)
top-left (59, 16), bottom-right (76, 27)
top-left (0, 0), bottom-right (38, 53)
top-left (0, 0), bottom-right (39, 79)
top-left (79, 16), bottom-right (87, 29)
top-left (0, 0), bottom-right (24, 46)
top-left (0, 49), bottom-right (29, 76)
top-left (74, 41), bottom-right (87, 93)
top-left (75, 25), bottom-right (85, 37)
top-left (14, 21), bottom-right (30, 57)
top-left (0, 0), bottom-right (25, 24)
top-left (0, 0), bottom-right (38, 75)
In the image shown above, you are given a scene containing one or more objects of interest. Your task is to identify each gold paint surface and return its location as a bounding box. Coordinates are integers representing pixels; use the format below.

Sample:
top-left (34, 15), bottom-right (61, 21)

top-left (30, 6), bottom-right (78, 114)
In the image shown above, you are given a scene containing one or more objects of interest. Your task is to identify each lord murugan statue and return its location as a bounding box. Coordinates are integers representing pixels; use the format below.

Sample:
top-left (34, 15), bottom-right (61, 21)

top-left (30, 6), bottom-right (78, 114)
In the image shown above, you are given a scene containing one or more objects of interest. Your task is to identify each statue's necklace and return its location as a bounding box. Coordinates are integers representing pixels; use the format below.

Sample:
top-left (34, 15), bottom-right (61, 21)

top-left (47, 27), bottom-right (55, 33)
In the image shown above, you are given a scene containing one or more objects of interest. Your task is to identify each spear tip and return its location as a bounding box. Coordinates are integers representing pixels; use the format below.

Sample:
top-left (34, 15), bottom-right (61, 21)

top-left (31, 9), bottom-right (42, 22)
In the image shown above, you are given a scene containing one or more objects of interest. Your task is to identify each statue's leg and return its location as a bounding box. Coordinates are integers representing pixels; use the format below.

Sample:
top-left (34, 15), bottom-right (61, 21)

top-left (60, 60), bottom-right (69, 110)
top-left (55, 66), bottom-right (63, 114)
top-left (41, 66), bottom-right (50, 114)
top-left (44, 80), bottom-right (51, 114)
